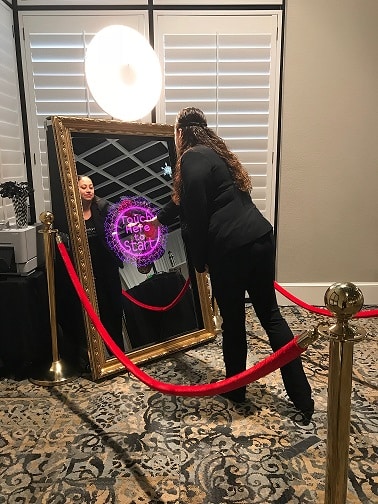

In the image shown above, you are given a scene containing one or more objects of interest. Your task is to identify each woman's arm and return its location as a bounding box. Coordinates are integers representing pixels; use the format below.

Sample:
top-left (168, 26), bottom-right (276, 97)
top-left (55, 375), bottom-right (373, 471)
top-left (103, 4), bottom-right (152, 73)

top-left (156, 198), bottom-right (180, 226)
top-left (180, 149), bottom-right (212, 273)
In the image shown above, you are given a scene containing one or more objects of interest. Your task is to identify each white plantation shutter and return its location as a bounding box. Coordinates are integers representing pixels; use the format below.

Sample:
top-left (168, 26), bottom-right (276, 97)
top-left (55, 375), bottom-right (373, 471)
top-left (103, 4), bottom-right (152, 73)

top-left (20, 11), bottom-right (281, 221)
top-left (20, 13), bottom-right (148, 215)
top-left (0, 3), bottom-right (26, 224)
top-left (155, 13), bottom-right (281, 222)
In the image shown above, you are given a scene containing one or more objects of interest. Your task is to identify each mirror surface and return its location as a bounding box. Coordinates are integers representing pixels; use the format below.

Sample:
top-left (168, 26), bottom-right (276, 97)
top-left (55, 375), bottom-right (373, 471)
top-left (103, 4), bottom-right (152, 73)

top-left (47, 116), bottom-right (216, 379)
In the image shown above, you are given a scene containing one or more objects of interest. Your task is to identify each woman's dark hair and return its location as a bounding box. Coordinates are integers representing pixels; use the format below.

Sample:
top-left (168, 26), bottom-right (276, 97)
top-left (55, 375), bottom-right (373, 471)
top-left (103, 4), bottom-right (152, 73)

top-left (172, 107), bottom-right (252, 203)
top-left (78, 175), bottom-right (92, 182)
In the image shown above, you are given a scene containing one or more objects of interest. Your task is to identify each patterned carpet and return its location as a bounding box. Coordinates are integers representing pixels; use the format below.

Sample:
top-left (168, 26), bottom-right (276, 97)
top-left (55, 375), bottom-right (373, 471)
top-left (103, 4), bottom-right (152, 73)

top-left (0, 306), bottom-right (377, 503)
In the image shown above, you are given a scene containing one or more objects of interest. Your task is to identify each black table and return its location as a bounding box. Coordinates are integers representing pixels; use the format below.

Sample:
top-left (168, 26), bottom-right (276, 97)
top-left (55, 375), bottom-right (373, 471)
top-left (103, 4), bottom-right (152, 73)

top-left (0, 269), bottom-right (51, 377)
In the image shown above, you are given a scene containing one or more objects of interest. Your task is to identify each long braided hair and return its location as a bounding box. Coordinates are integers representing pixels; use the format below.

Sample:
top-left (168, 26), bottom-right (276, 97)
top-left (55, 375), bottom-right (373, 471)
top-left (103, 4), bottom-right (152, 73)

top-left (172, 107), bottom-right (252, 204)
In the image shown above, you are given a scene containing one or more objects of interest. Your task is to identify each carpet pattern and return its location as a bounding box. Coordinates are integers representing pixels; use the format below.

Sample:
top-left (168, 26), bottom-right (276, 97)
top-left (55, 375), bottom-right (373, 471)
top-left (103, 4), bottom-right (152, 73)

top-left (0, 306), bottom-right (377, 503)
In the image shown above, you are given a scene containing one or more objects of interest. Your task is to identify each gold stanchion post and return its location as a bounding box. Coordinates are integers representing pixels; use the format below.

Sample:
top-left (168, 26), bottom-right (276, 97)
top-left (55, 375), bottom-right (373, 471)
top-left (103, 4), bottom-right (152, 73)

top-left (29, 211), bottom-right (76, 385)
top-left (318, 282), bottom-right (366, 504)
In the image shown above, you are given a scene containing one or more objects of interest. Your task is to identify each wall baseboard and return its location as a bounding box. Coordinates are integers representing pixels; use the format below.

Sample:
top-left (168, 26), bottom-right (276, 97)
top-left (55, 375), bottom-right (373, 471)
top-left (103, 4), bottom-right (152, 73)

top-left (275, 282), bottom-right (378, 307)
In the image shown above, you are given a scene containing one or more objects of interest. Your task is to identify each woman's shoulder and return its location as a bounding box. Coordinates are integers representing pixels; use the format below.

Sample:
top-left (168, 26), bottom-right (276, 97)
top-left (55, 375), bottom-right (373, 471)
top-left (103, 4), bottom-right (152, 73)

top-left (184, 145), bottom-right (222, 167)
top-left (93, 197), bottom-right (111, 218)
top-left (95, 197), bottom-right (108, 211)
top-left (190, 144), bottom-right (213, 156)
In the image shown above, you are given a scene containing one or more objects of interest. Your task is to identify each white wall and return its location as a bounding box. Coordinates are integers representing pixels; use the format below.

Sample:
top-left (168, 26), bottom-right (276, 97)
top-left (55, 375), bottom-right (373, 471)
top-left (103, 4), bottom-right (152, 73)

top-left (276, 0), bottom-right (378, 304)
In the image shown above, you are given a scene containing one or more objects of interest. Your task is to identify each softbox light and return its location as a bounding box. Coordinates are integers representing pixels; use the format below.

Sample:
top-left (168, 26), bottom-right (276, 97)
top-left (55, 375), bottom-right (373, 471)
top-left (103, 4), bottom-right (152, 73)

top-left (85, 25), bottom-right (162, 121)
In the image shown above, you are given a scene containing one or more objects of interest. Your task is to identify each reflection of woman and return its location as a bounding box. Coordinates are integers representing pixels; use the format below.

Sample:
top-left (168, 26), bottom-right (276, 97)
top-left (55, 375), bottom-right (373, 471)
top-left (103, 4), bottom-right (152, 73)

top-left (78, 176), bottom-right (124, 351)
top-left (153, 108), bottom-right (314, 423)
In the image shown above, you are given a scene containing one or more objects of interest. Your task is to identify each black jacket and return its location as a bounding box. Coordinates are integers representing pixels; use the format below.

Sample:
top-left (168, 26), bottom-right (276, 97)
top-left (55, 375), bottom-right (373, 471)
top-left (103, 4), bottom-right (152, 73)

top-left (90, 197), bottom-right (124, 269)
top-left (159, 145), bottom-right (272, 273)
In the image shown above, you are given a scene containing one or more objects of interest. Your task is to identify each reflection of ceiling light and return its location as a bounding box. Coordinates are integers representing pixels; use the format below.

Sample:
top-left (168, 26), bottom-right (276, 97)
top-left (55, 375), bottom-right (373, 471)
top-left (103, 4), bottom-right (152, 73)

top-left (85, 25), bottom-right (162, 122)
top-left (161, 162), bottom-right (172, 178)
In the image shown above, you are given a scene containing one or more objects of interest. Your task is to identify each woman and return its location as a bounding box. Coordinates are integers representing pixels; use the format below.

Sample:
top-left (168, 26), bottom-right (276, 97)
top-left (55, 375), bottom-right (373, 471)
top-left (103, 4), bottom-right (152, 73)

top-left (78, 176), bottom-right (125, 351)
top-left (156, 107), bottom-right (314, 422)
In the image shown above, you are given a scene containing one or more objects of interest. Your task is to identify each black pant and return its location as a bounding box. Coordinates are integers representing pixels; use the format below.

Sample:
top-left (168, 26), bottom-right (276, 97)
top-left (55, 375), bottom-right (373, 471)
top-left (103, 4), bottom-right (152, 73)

top-left (95, 269), bottom-right (124, 352)
top-left (209, 232), bottom-right (313, 411)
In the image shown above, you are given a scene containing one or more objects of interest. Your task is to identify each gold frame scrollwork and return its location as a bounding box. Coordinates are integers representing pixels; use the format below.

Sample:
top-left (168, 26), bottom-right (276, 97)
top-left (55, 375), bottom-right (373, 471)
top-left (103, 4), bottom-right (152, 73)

top-left (50, 116), bottom-right (216, 380)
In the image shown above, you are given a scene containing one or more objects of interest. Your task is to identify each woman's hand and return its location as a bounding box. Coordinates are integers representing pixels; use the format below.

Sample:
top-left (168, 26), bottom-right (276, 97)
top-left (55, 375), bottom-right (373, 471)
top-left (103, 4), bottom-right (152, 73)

top-left (144, 216), bottom-right (161, 228)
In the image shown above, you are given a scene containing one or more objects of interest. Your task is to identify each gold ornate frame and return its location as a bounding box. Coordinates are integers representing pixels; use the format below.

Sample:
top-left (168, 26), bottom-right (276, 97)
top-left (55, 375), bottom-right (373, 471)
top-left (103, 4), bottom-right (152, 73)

top-left (50, 116), bottom-right (216, 380)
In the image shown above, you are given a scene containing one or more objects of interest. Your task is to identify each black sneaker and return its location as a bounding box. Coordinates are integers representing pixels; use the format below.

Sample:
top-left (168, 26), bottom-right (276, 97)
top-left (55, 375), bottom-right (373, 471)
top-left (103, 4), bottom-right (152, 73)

top-left (220, 389), bottom-right (246, 404)
top-left (299, 400), bottom-right (314, 425)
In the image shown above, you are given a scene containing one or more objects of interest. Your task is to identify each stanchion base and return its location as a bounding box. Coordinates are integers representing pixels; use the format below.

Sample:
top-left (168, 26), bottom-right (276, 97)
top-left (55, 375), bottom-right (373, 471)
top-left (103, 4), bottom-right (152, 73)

top-left (29, 359), bottom-right (77, 386)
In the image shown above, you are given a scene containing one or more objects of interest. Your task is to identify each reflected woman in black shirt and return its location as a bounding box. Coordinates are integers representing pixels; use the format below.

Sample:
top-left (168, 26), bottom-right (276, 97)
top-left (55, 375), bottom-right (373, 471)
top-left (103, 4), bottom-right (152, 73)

top-left (78, 176), bottom-right (124, 351)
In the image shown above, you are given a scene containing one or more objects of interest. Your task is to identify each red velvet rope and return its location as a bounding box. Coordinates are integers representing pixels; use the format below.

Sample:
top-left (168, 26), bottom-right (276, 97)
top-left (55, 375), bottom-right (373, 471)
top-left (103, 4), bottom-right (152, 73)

top-left (57, 240), bottom-right (305, 396)
top-left (122, 278), bottom-right (190, 311)
top-left (274, 281), bottom-right (378, 319)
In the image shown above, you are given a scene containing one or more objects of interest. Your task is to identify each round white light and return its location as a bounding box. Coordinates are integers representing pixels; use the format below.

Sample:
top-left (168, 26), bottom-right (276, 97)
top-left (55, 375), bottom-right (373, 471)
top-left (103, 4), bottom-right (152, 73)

top-left (85, 25), bottom-right (162, 122)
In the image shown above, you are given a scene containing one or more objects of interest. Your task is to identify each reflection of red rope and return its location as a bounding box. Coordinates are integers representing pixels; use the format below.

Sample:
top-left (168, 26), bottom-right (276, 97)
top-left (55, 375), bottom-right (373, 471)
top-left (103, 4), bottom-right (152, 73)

top-left (274, 281), bottom-right (378, 319)
top-left (122, 278), bottom-right (190, 312)
top-left (57, 240), bottom-right (305, 396)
